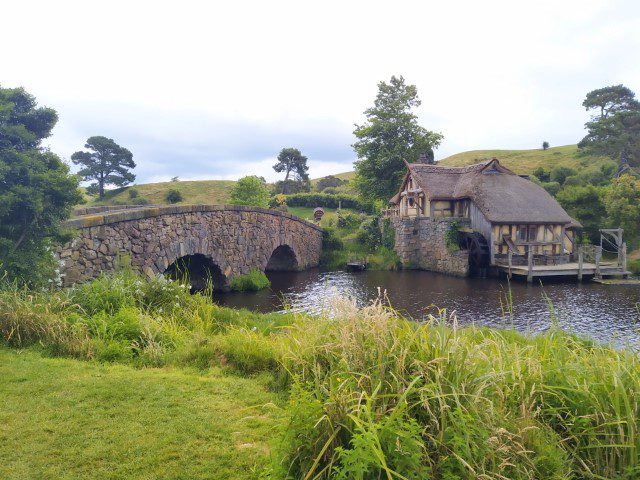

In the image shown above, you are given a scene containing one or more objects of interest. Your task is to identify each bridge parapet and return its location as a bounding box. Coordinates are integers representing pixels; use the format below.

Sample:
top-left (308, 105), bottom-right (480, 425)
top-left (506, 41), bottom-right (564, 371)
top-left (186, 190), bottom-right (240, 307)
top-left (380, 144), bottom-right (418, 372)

top-left (58, 204), bottom-right (323, 287)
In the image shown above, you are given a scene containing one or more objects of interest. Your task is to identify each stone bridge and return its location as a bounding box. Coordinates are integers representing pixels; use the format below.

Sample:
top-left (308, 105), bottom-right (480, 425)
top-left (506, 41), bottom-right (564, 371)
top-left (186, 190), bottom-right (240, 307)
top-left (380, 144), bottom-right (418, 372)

top-left (58, 205), bottom-right (323, 289)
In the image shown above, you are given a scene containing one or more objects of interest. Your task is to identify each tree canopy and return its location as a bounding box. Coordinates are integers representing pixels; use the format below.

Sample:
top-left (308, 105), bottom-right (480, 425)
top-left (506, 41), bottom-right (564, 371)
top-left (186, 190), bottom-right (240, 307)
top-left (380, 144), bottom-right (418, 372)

top-left (353, 75), bottom-right (444, 203)
top-left (71, 136), bottom-right (136, 198)
top-left (229, 176), bottom-right (270, 208)
top-left (578, 84), bottom-right (640, 171)
top-left (273, 148), bottom-right (310, 194)
top-left (0, 86), bottom-right (83, 285)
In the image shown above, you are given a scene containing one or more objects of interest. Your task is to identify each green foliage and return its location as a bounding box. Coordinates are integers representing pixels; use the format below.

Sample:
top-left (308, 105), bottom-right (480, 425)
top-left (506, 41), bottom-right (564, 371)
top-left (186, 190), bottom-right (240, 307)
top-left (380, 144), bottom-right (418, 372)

top-left (550, 166), bottom-right (577, 185)
top-left (128, 188), bottom-right (139, 199)
top-left (321, 228), bottom-right (344, 251)
top-left (381, 218), bottom-right (395, 250)
top-left (337, 211), bottom-right (363, 229)
top-left (0, 85), bottom-right (83, 286)
top-left (542, 141), bottom-right (550, 150)
top-left (71, 136), bottom-right (136, 198)
top-left (579, 84), bottom-right (640, 169)
top-left (315, 175), bottom-right (346, 192)
top-left (272, 192), bottom-right (373, 212)
top-left (356, 217), bottom-right (382, 252)
top-left (556, 185), bottom-right (606, 243)
top-left (165, 188), bottom-right (183, 204)
top-left (353, 75), bottom-right (444, 202)
top-left (532, 166), bottom-right (550, 182)
top-left (627, 258), bottom-right (640, 275)
top-left (228, 176), bottom-right (270, 208)
top-left (131, 196), bottom-right (150, 205)
top-left (444, 221), bottom-right (461, 252)
top-left (603, 174), bottom-right (640, 248)
top-left (273, 147), bottom-right (310, 193)
top-left (272, 178), bottom-right (310, 194)
top-left (229, 268), bottom-right (270, 292)
top-left (541, 181), bottom-right (561, 196)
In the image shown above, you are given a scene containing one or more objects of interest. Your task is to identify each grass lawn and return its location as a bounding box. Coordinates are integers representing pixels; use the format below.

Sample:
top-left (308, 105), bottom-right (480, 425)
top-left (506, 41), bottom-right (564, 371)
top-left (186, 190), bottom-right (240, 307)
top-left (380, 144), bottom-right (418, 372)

top-left (0, 347), bottom-right (282, 480)
top-left (286, 206), bottom-right (358, 225)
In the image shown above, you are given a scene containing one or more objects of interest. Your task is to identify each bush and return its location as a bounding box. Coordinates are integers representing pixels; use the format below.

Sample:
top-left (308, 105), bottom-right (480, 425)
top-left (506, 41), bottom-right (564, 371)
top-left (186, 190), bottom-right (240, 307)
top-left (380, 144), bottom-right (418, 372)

top-left (533, 167), bottom-right (550, 182)
top-left (166, 189), bottom-right (183, 204)
top-left (444, 221), bottom-right (461, 252)
top-left (541, 181), bottom-right (561, 196)
top-left (230, 176), bottom-right (270, 208)
top-left (356, 217), bottom-right (382, 251)
top-left (315, 175), bottom-right (346, 192)
top-left (131, 197), bottom-right (150, 205)
top-left (229, 268), bottom-right (270, 292)
top-left (272, 193), bottom-right (373, 212)
top-left (337, 211), bottom-right (362, 229)
top-left (322, 228), bottom-right (344, 251)
top-left (128, 188), bottom-right (139, 199)
top-left (273, 179), bottom-right (310, 195)
top-left (381, 217), bottom-right (395, 250)
top-left (550, 166), bottom-right (578, 185)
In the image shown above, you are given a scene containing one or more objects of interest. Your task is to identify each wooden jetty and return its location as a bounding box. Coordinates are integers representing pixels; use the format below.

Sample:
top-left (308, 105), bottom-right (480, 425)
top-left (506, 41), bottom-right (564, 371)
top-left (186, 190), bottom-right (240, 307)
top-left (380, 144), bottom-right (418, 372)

top-left (346, 257), bottom-right (367, 271)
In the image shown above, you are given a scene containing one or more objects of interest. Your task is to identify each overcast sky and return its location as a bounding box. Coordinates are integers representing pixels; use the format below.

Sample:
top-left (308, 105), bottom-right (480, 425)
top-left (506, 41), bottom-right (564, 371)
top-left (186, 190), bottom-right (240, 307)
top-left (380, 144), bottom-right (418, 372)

top-left (3, 0), bottom-right (640, 183)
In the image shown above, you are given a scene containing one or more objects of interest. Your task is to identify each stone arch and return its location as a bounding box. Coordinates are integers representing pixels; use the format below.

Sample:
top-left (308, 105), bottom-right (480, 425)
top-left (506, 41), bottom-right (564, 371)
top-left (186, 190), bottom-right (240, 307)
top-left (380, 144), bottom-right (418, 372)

top-left (164, 254), bottom-right (229, 291)
top-left (265, 244), bottom-right (299, 271)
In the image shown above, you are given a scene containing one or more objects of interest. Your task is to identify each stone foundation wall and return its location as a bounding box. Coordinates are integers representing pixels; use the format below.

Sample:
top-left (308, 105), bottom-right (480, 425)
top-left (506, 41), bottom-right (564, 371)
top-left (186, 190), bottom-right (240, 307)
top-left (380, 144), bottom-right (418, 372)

top-left (57, 205), bottom-right (323, 286)
top-left (390, 217), bottom-right (470, 277)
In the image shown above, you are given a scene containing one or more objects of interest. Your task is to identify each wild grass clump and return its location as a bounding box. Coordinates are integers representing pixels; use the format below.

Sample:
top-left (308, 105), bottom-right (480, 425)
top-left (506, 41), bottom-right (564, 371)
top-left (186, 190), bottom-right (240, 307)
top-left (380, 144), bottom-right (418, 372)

top-left (229, 268), bottom-right (270, 291)
top-left (272, 297), bottom-right (640, 480)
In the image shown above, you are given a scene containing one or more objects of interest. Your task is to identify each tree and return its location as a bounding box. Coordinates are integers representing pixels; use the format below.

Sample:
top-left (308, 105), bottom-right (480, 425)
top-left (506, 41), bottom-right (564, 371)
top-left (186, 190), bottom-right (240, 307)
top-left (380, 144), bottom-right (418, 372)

top-left (603, 174), bottom-right (640, 248)
top-left (353, 75), bottom-right (444, 202)
top-left (315, 175), bottom-right (346, 192)
top-left (273, 148), bottom-right (310, 194)
top-left (578, 85), bottom-right (640, 170)
top-left (532, 167), bottom-right (550, 182)
top-left (556, 185), bottom-right (607, 244)
top-left (229, 176), bottom-right (270, 208)
top-left (0, 86), bottom-right (83, 286)
top-left (165, 189), bottom-right (183, 204)
top-left (542, 141), bottom-right (550, 150)
top-left (550, 166), bottom-right (577, 185)
top-left (71, 136), bottom-right (136, 198)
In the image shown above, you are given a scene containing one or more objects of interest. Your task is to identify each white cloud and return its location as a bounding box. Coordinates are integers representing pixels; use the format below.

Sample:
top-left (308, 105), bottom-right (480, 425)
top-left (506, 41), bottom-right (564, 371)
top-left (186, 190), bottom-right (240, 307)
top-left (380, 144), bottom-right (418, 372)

top-left (2, 0), bottom-right (639, 181)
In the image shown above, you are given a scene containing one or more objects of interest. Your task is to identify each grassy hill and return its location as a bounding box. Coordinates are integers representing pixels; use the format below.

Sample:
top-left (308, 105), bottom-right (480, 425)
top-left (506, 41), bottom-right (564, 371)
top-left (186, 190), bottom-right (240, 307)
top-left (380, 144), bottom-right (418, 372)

top-left (83, 145), bottom-right (613, 208)
top-left (438, 144), bottom-right (612, 175)
top-left (87, 179), bottom-right (237, 206)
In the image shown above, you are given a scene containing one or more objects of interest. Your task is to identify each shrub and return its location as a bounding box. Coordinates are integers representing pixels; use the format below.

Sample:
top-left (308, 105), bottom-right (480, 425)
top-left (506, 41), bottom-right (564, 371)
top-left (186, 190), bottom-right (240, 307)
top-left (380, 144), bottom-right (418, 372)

top-left (541, 181), bottom-right (561, 196)
top-left (532, 167), bottom-right (550, 182)
top-left (128, 188), bottom-right (139, 199)
top-left (444, 221), bottom-right (461, 252)
top-left (337, 211), bottom-right (362, 229)
top-left (550, 166), bottom-right (577, 185)
top-left (322, 228), bottom-right (344, 251)
top-left (166, 189), bottom-right (183, 204)
top-left (229, 176), bottom-right (270, 208)
top-left (315, 175), bottom-right (346, 192)
top-left (131, 197), bottom-right (149, 205)
top-left (229, 268), bottom-right (270, 292)
top-left (272, 193), bottom-right (373, 212)
top-left (381, 217), bottom-right (395, 249)
top-left (356, 217), bottom-right (382, 251)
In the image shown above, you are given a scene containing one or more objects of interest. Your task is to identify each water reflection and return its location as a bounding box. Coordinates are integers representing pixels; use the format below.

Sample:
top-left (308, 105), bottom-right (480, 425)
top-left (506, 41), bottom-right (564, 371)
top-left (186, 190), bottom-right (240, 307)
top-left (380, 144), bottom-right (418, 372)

top-left (212, 269), bottom-right (640, 348)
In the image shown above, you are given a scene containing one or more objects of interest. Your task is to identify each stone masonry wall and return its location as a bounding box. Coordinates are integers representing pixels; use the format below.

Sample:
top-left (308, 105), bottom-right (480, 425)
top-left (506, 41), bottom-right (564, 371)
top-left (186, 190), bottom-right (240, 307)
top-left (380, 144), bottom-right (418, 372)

top-left (57, 205), bottom-right (323, 286)
top-left (390, 217), bottom-right (470, 277)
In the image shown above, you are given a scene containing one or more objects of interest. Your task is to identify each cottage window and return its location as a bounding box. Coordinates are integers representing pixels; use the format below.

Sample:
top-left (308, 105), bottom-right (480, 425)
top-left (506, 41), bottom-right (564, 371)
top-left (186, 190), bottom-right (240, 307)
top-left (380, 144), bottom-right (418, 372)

top-left (408, 198), bottom-right (415, 207)
top-left (528, 226), bottom-right (538, 242)
top-left (517, 226), bottom-right (527, 242)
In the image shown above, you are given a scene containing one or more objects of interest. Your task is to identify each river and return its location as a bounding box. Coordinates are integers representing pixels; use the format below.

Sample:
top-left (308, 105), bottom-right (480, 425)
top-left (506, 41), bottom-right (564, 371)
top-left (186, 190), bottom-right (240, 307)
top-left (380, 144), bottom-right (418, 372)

top-left (212, 269), bottom-right (640, 348)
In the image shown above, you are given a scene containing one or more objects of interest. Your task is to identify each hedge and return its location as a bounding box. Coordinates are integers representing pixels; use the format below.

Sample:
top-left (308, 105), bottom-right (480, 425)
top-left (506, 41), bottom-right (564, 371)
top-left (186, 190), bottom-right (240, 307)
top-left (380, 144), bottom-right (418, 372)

top-left (270, 193), bottom-right (373, 212)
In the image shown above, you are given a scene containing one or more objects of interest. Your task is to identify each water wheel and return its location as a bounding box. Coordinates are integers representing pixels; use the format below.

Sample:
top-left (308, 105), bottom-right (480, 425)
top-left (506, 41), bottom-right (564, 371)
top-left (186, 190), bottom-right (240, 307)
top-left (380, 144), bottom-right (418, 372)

top-left (463, 232), bottom-right (490, 277)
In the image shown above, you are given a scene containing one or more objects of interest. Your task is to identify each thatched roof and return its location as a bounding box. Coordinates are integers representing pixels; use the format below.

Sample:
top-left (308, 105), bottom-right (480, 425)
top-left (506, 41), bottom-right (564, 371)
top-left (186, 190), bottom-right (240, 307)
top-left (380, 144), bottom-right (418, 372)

top-left (396, 159), bottom-right (575, 225)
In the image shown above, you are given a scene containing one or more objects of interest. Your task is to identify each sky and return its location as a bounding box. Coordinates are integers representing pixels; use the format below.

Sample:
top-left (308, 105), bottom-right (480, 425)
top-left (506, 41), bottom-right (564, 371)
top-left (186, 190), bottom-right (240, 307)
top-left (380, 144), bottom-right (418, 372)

top-left (2, 0), bottom-right (640, 184)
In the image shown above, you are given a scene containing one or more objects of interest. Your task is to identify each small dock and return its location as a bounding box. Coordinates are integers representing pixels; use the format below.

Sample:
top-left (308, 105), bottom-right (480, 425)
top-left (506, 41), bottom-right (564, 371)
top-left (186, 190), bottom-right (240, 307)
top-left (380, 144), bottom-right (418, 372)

top-left (496, 261), bottom-right (631, 281)
top-left (346, 257), bottom-right (367, 271)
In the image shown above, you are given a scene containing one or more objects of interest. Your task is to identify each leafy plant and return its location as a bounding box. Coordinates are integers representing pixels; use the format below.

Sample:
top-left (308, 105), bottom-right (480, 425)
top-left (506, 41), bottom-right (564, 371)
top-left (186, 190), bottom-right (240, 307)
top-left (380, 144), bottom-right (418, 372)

top-left (229, 268), bottom-right (270, 291)
top-left (165, 189), bottom-right (183, 204)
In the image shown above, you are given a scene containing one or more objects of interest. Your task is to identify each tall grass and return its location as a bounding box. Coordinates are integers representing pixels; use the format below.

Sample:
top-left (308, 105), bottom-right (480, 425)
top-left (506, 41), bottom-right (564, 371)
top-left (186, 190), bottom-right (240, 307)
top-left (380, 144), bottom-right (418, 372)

top-left (1, 271), bottom-right (639, 478)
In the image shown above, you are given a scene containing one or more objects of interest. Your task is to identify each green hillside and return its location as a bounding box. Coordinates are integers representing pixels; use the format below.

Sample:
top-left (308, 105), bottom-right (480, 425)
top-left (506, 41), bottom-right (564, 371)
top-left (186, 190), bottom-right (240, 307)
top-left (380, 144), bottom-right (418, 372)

top-left (83, 145), bottom-right (614, 208)
top-left (87, 179), bottom-right (236, 206)
top-left (438, 144), bottom-right (612, 175)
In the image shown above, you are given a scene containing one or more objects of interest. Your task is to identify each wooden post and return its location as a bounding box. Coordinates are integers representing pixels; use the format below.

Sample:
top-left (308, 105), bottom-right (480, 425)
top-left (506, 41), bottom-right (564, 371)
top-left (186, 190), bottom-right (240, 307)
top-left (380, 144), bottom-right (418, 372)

top-left (508, 250), bottom-right (513, 279)
top-left (489, 230), bottom-right (495, 266)
top-left (595, 246), bottom-right (602, 279)
top-left (578, 249), bottom-right (583, 282)
top-left (622, 242), bottom-right (627, 272)
top-left (527, 247), bottom-right (533, 284)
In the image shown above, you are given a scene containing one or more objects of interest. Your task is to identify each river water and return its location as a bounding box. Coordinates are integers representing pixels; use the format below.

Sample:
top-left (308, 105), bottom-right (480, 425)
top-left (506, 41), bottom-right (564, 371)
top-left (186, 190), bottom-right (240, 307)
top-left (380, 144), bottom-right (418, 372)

top-left (212, 270), bottom-right (640, 348)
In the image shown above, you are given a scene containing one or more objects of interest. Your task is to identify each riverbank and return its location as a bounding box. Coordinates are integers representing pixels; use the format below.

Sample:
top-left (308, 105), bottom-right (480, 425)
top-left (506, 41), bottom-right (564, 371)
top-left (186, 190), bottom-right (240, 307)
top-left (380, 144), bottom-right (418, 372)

top-left (1, 271), bottom-right (640, 479)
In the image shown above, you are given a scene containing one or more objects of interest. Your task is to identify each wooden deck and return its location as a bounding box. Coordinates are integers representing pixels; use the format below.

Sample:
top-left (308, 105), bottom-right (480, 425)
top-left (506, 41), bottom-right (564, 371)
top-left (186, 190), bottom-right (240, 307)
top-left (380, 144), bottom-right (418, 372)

top-left (495, 261), bottom-right (631, 281)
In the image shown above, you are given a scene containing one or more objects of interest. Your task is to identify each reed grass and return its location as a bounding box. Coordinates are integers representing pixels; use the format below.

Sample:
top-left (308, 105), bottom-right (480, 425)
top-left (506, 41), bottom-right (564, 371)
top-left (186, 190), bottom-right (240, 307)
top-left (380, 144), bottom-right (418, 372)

top-left (1, 271), bottom-right (639, 479)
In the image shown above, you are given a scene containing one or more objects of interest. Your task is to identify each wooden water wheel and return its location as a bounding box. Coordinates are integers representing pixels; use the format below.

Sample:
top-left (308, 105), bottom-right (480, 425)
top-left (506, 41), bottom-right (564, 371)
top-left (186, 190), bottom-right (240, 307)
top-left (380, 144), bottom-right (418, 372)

top-left (464, 232), bottom-right (490, 277)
